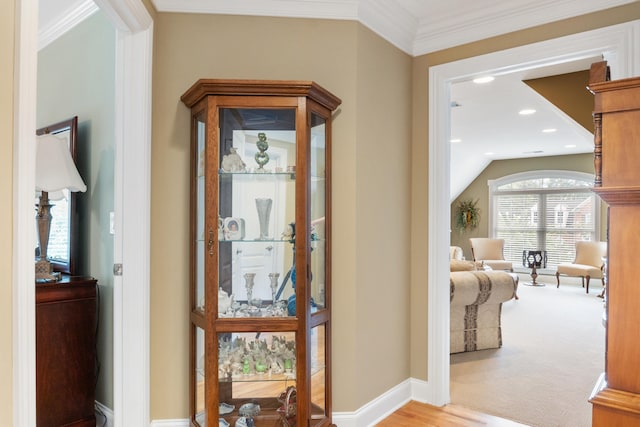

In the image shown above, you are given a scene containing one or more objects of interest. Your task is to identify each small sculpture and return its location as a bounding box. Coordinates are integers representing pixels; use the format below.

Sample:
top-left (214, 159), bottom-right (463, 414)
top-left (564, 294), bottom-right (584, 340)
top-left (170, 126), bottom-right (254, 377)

top-left (218, 216), bottom-right (224, 240)
top-left (218, 288), bottom-right (234, 314)
top-left (221, 147), bottom-right (246, 172)
top-left (281, 223), bottom-right (294, 243)
top-left (254, 132), bottom-right (270, 170)
top-left (239, 402), bottom-right (261, 418)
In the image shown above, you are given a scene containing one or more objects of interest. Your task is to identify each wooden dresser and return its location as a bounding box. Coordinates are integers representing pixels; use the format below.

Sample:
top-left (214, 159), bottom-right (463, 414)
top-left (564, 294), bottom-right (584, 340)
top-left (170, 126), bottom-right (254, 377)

top-left (588, 63), bottom-right (640, 425)
top-left (36, 276), bottom-right (97, 427)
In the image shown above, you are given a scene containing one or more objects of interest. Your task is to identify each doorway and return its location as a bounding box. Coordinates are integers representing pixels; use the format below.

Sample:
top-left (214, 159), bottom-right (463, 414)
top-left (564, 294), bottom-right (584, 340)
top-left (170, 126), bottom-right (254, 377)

top-left (426, 20), bottom-right (639, 406)
top-left (14, 1), bottom-right (153, 425)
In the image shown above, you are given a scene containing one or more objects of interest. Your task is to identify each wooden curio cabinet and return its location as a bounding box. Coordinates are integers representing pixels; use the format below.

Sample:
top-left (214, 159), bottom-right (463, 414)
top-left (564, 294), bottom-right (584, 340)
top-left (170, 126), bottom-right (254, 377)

top-left (588, 63), bottom-right (640, 425)
top-left (181, 80), bottom-right (341, 427)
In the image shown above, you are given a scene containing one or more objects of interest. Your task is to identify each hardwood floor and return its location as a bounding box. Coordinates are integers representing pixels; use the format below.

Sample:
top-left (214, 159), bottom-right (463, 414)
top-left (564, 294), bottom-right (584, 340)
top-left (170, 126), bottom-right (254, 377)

top-left (375, 401), bottom-right (529, 427)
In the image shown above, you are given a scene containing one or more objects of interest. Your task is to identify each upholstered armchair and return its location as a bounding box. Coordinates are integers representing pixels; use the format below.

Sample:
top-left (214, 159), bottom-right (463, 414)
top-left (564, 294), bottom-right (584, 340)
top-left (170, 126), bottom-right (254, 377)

top-left (556, 241), bottom-right (607, 294)
top-left (469, 238), bottom-right (513, 272)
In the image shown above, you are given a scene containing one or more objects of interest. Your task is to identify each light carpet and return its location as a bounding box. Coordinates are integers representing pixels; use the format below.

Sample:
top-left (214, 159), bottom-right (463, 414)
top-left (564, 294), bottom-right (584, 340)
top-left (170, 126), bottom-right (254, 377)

top-left (450, 274), bottom-right (605, 427)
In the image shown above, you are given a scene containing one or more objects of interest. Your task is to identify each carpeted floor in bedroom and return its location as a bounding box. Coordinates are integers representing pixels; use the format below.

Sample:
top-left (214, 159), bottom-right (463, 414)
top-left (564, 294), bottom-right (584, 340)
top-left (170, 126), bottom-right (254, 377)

top-left (450, 273), bottom-right (605, 427)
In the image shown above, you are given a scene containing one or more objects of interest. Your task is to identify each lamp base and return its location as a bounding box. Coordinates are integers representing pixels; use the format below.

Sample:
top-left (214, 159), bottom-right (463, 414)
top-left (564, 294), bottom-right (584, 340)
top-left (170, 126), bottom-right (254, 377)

top-left (35, 259), bottom-right (58, 282)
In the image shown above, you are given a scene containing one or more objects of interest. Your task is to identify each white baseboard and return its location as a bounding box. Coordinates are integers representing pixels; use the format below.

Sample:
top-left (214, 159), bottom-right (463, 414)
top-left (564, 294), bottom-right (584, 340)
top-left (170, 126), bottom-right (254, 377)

top-left (148, 377), bottom-right (434, 427)
top-left (150, 419), bottom-right (190, 426)
top-left (95, 401), bottom-right (114, 427)
top-left (409, 377), bottom-right (432, 403)
top-left (333, 378), bottom-right (412, 427)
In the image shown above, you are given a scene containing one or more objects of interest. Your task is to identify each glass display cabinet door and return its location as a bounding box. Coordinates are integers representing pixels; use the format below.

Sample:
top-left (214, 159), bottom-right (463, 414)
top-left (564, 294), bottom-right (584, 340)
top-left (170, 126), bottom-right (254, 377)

top-left (191, 110), bottom-right (207, 424)
top-left (217, 107), bottom-right (298, 319)
top-left (216, 105), bottom-right (303, 424)
top-left (309, 111), bottom-right (330, 425)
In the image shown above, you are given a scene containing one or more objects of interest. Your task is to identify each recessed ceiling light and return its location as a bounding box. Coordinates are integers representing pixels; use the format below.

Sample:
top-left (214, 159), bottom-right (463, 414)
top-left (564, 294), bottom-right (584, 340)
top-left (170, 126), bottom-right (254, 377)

top-left (484, 152), bottom-right (494, 156)
top-left (450, 138), bottom-right (462, 143)
top-left (473, 76), bottom-right (495, 84)
top-left (519, 109), bottom-right (536, 115)
top-left (565, 144), bottom-right (577, 148)
top-left (542, 128), bottom-right (557, 133)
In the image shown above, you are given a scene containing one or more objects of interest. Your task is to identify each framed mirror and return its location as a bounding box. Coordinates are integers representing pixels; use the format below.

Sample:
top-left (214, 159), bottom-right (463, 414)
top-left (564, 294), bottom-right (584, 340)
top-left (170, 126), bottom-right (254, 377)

top-left (36, 116), bottom-right (79, 276)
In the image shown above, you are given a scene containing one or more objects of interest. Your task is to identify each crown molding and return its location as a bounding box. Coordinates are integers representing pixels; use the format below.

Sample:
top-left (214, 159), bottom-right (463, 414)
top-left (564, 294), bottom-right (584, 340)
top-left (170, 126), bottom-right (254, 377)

top-left (151, 0), bottom-right (637, 56)
top-left (412, 0), bottom-right (638, 55)
top-left (93, 0), bottom-right (153, 31)
top-left (151, 0), bottom-right (360, 20)
top-left (358, 0), bottom-right (417, 54)
top-left (40, 0), bottom-right (637, 55)
top-left (38, 0), bottom-right (99, 50)
top-left (150, 0), bottom-right (418, 53)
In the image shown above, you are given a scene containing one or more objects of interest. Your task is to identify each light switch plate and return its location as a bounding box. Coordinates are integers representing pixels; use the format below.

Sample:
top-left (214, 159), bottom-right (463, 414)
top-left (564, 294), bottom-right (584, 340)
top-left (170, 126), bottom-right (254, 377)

top-left (109, 211), bottom-right (115, 235)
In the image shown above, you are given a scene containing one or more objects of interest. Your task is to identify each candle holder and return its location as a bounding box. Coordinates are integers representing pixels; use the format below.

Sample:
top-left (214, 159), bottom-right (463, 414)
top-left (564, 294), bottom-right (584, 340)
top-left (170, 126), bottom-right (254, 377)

top-left (269, 272), bottom-right (280, 304)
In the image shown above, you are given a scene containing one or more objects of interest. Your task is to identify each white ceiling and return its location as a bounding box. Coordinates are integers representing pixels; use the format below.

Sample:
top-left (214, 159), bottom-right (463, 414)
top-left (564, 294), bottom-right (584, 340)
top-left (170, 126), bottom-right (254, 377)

top-left (40, 0), bottom-right (634, 199)
top-left (449, 57), bottom-right (601, 199)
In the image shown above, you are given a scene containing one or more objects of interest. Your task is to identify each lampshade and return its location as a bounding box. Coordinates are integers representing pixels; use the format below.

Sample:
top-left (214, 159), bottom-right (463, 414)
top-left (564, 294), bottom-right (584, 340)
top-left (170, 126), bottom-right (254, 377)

top-left (36, 133), bottom-right (87, 194)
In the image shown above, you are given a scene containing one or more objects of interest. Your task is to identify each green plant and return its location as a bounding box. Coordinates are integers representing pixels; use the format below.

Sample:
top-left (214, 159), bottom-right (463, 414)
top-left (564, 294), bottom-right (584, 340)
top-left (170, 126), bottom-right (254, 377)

top-left (455, 199), bottom-right (480, 233)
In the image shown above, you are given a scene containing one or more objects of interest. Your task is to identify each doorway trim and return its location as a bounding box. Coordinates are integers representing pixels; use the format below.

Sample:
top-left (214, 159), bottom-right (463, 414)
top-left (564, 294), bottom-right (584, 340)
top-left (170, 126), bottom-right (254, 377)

top-left (426, 20), bottom-right (639, 405)
top-left (14, 0), bottom-right (153, 425)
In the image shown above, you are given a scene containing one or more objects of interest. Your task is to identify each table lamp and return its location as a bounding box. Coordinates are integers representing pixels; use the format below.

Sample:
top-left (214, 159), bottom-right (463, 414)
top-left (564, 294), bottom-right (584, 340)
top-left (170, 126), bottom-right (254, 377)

top-left (35, 133), bottom-right (87, 282)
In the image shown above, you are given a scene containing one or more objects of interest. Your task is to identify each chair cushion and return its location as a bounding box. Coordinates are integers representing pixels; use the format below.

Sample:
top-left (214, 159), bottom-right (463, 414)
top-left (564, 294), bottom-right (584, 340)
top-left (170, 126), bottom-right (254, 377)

top-left (557, 263), bottom-right (603, 279)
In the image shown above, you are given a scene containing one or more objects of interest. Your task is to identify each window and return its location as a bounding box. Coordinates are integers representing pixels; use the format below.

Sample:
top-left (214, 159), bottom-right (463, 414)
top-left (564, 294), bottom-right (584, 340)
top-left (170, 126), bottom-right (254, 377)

top-left (489, 171), bottom-right (600, 269)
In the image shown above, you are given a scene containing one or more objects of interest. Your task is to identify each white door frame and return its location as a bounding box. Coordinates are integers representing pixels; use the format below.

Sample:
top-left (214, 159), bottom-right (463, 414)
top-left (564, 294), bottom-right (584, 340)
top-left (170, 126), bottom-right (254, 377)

top-left (13, 0), bottom-right (153, 425)
top-left (424, 21), bottom-right (640, 405)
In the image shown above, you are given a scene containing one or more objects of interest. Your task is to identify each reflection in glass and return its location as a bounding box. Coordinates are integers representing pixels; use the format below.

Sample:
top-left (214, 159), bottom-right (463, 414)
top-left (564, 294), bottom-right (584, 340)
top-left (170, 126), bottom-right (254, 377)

top-left (217, 331), bottom-right (297, 399)
top-left (195, 326), bottom-right (206, 426)
top-left (310, 113), bottom-right (327, 310)
top-left (310, 324), bottom-right (327, 423)
top-left (195, 114), bottom-right (206, 310)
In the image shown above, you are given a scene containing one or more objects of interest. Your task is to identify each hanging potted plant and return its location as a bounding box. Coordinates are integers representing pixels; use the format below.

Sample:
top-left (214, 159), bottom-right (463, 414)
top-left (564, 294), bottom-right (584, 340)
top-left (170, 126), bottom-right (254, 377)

top-left (455, 198), bottom-right (480, 233)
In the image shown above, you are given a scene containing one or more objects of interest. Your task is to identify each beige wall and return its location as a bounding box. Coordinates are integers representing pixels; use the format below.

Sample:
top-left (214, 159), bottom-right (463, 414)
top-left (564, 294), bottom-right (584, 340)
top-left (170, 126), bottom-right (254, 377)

top-left (1, 1), bottom-right (14, 423)
top-left (450, 153), bottom-right (598, 259)
top-left (410, 2), bottom-right (640, 382)
top-left (151, 13), bottom-right (412, 417)
top-left (524, 70), bottom-right (594, 133)
top-left (353, 23), bottom-right (413, 405)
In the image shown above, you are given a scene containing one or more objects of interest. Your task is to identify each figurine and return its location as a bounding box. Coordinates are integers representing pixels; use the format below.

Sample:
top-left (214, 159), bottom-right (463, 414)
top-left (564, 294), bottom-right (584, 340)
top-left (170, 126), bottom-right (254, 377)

top-left (281, 223), bottom-right (294, 242)
top-left (221, 147), bottom-right (246, 172)
top-left (218, 288), bottom-right (234, 315)
top-left (218, 216), bottom-right (224, 240)
top-left (254, 132), bottom-right (270, 170)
